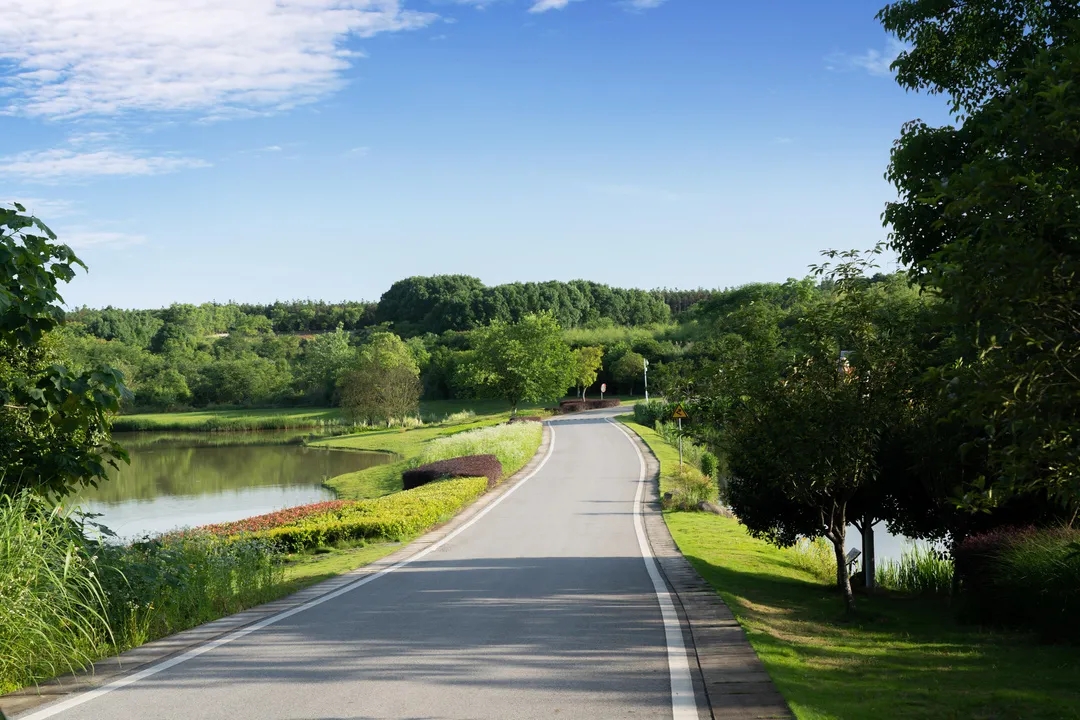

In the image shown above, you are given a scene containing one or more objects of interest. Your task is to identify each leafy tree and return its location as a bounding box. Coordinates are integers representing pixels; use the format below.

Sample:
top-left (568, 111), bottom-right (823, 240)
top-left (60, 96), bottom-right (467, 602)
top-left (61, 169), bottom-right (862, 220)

top-left (460, 312), bottom-right (573, 415)
top-left (338, 332), bottom-right (421, 424)
top-left (571, 346), bottom-right (603, 398)
top-left (612, 351), bottom-right (646, 395)
top-left (1, 203), bottom-right (126, 498)
top-left (298, 324), bottom-right (353, 404)
top-left (882, 1), bottom-right (1080, 510)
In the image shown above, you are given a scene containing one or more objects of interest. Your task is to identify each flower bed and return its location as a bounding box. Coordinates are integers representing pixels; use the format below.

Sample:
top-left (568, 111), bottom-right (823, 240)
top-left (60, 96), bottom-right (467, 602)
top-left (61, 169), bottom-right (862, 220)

top-left (201, 500), bottom-right (353, 536)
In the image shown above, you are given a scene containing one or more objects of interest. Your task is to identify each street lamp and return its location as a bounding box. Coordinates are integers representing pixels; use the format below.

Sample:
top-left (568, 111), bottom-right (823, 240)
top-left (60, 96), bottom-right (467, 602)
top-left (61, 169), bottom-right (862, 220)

top-left (643, 358), bottom-right (649, 402)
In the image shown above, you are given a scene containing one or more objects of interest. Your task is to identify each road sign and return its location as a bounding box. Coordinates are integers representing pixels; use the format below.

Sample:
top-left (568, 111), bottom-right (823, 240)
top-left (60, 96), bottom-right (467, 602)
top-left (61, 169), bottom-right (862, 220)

top-left (600, 383), bottom-right (606, 393)
top-left (672, 407), bottom-right (688, 420)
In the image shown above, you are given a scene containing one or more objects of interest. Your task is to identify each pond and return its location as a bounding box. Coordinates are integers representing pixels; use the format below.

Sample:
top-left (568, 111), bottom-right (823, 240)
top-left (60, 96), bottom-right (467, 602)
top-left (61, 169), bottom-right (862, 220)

top-left (71, 431), bottom-right (391, 542)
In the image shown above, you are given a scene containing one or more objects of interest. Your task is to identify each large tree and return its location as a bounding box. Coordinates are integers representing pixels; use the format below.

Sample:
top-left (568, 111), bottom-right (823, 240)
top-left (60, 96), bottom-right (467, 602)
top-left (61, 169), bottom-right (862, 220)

top-left (571, 346), bottom-right (603, 399)
top-left (337, 332), bottom-right (422, 425)
top-left (882, 0), bottom-right (1080, 511)
top-left (460, 312), bottom-right (573, 416)
top-left (1, 203), bottom-right (126, 498)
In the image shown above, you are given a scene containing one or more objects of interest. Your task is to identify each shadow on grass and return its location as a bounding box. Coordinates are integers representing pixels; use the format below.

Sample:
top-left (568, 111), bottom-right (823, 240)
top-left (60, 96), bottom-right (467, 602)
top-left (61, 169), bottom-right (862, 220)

top-left (676, 526), bottom-right (1080, 720)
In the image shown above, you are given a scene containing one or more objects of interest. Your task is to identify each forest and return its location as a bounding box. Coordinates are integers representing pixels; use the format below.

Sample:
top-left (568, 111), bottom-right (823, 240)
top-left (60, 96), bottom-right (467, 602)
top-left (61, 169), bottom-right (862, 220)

top-left (58, 276), bottom-right (707, 410)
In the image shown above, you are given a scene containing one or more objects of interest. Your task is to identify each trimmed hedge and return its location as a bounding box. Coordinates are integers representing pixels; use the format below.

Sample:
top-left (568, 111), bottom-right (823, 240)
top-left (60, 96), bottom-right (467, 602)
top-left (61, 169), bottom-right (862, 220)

top-left (557, 398), bottom-right (621, 413)
top-left (402, 454), bottom-right (503, 490)
top-left (956, 526), bottom-right (1080, 643)
top-left (251, 476), bottom-right (489, 552)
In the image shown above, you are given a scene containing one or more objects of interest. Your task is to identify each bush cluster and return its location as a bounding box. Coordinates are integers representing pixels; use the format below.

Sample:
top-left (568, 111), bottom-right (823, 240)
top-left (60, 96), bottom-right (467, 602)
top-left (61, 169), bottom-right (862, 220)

top-left (200, 500), bottom-right (352, 536)
top-left (247, 477), bottom-right (489, 552)
top-left (415, 422), bottom-right (542, 477)
top-left (557, 398), bottom-right (621, 413)
top-left (661, 465), bottom-right (717, 512)
top-left (955, 527), bottom-right (1080, 642)
top-left (633, 400), bottom-right (673, 426)
top-left (402, 455), bottom-right (503, 490)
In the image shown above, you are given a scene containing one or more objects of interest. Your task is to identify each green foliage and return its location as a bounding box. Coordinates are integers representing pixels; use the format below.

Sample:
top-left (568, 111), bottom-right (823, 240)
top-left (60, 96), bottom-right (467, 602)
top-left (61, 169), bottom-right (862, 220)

top-left (699, 451), bottom-right (718, 480)
top-left (297, 324), bottom-right (353, 403)
top-left (98, 532), bottom-right (282, 645)
top-left (610, 350), bottom-right (645, 394)
top-left (570, 345), bottom-right (603, 398)
top-left (0, 492), bottom-right (111, 694)
top-left (251, 476), bottom-right (490, 552)
top-left (661, 464), bottom-right (717, 512)
top-left (876, 544), bottom-right (954, 597)
top-left (1, 203), bottom-right (126, 498)
top-left (883, 6), bottom-right (1080, 511)
top-left (413, 421), bottom-right (543, 477)
top-left (338, 331), bottom-right (422, 425)
top-left (459, 312), bottom-right (574, 414)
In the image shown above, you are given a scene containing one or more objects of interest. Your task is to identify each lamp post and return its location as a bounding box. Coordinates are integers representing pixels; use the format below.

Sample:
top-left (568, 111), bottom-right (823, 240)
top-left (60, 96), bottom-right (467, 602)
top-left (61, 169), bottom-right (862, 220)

top-left (643, 358), bottom-right (649, 402)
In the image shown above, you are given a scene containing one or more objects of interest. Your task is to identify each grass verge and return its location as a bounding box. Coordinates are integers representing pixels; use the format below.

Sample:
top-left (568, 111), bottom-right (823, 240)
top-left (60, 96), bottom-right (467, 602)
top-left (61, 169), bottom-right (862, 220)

top-left (617, 417), bottom-right (1080, 720)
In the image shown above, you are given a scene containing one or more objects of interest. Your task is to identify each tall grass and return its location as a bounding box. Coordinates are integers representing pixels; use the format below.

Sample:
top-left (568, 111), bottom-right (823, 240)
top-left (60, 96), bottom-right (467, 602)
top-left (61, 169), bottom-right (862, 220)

top-left (876, 544), bottom-right (954, 596)
top-left (0, 493), bottom-right (112, 694)
top-left (791, 537), bottom-right (836, 584)
top-left (414, 422), bottom-right (543, 477)
top-left (661, 465), bottom-right (717, 511)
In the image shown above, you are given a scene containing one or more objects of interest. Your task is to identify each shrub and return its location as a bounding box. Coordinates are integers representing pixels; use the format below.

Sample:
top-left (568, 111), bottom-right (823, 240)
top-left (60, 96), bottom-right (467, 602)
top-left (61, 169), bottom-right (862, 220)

top-left (201, 500), bottom-right (352, 536)
top-left (955, 527), bottom-right (1080, 642)
top-left (254, 476), bottom-right (489, 552)
top-left (416, 422), bottom-right (542, 477)
top-left (402, 455), bottom-right (503, 490)
top-left (791, 537), bottom-right (835, 584)
top-left (876, 544), bottom-right (953, 596)
top-left (557, 398), bottom-right (620, 413)
top-left (0, 492), bottom-right (111, 694)
top-left (661, 465), bottom-right (717, 512)
top-left (508, 415), bottom-right (542, 424)
top-left (633, 400), bottom-right (672, 426)
top-left (699, 451), bottom-right (719, 479)
top-left (98, 532), bottom-right (283, 646)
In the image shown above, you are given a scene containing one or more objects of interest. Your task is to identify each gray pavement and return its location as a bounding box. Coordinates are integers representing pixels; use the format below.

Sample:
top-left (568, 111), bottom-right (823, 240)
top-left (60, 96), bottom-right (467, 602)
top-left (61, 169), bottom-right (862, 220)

top-left (18, 412), bottom-right (705, 720)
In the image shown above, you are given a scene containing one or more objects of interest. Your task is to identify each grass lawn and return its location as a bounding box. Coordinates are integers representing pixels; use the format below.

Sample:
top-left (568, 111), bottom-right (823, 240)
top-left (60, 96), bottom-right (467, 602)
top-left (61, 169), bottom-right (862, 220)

top-left (618, 417), bottom-right (1080, 720)
top-left (278, 541), bottom-right (403, 593)
top-left (313, 411), bottom-right (541, 499)
top-left (114, 407), bottom-right (345, 432)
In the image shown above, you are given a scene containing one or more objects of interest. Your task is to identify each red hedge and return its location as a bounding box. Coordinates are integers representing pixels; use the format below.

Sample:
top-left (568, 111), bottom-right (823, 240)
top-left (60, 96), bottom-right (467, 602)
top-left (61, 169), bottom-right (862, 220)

top-left (557, 398), bottom-right (621, 413)
top-left (402, 454), bottom-right (503, 490)
top-left (199, 500), bottom-right (353, 536)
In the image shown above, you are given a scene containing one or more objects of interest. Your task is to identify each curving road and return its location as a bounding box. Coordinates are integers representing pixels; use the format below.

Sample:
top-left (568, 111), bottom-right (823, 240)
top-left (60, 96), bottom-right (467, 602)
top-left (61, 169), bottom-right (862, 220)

top-left (18, 410), bottom-right (706, 720)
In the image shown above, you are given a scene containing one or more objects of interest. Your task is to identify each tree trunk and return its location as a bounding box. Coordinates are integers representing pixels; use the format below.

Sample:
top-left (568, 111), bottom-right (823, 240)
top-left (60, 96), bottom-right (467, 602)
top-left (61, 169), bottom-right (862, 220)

top-left (826, 503), bottom-right (856, 613)
top-left (862, 512), bottom-right (876, 590)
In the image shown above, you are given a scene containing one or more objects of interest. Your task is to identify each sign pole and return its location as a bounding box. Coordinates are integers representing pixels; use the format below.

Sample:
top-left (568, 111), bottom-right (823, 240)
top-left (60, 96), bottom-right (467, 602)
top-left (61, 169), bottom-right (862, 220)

top-left (678, 416), bottom-right (683, 467)
top-left (644, 358), bottom-right (649, 403)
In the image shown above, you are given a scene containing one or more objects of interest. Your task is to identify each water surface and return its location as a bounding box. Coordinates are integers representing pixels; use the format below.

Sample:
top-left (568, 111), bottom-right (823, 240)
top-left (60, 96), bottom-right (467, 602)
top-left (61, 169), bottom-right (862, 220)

top-left (73, 431), bottom-right (390, 541)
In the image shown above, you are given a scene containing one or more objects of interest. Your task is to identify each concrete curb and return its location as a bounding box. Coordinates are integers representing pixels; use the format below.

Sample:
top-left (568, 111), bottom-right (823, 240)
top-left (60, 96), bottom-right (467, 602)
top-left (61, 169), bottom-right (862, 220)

top-left (622, 424), bottom-right (793, 720)
top-left (2, 423), bottom-right (554, 719)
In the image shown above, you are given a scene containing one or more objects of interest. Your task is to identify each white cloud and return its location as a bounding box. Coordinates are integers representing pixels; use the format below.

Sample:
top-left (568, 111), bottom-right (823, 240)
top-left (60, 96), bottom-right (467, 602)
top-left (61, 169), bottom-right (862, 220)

top-left (0, 0), bottom-right (438, 118)
top-left (1, 147), bottom-right (209, 181)
top-left (4, 197), bottom-right (79, 218)
top-left (624, 0), bottom-right (667, 9)
top-left (345, 146), bottom-right (371, 157)
top-left (529, 0), bottom-right (577, 12)
top-left (826, 38), bottom-right (908, 77)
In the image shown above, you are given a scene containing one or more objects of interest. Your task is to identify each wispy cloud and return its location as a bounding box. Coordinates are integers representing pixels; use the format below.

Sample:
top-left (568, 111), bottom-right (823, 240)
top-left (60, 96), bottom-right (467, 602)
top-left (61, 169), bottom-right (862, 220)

top-left (529, 0), bottom-right (578, 13)
top-left (1, 144), bottom-right (209, 182)
top-left (0, 1), bottom-right (438, 119)
top-left (623, 0), bottom-right (668, 10)
top-left (345, 146), bottom-right (371, 157)
top-left (4, 197), bottom-right (79, 218)
top-left (772, 136), bottom-right (794, 145)
top-left (826, 38), bottom-right (908, 77)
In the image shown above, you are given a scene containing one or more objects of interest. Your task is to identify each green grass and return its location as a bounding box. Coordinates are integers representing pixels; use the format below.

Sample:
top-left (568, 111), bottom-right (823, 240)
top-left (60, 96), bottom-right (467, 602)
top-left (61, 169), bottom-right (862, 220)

top-left (619, 418), bottom-right (1080, 720)
top-left (278, 542), bottom-right (402, 592)
top-left (313, 411), bottom-right (541, 499)
top-left (114, 407), bottom-right (346, 432)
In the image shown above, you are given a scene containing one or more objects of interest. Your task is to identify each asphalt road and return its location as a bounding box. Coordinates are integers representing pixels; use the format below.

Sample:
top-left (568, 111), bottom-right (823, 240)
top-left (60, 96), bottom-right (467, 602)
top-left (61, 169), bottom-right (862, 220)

top-left (20, 411), bottom-right (703, 720)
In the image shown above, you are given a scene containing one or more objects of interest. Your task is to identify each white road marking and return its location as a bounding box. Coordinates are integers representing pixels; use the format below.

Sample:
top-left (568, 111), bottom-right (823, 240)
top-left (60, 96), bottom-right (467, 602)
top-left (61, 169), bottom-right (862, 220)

top-left (19, 428), bottom-right (558, 720)
top-left (609, 418), bottom-right (700, 720)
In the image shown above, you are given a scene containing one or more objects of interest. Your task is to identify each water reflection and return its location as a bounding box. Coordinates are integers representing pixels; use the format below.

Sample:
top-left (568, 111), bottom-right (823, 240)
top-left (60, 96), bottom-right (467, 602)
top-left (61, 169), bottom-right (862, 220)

top-left (73, 431), bottom-right (390, 541)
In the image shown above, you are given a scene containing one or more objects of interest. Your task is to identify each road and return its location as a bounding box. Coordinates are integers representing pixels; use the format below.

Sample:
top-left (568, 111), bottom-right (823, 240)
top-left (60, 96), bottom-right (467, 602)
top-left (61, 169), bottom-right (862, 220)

top-left (19, 410), bottom-right (705, 720)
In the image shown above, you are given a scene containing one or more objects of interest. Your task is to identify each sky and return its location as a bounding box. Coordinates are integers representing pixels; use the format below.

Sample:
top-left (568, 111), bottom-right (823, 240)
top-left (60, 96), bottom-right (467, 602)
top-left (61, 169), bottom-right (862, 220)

top-left (0, 0), bottom-right (953, 309)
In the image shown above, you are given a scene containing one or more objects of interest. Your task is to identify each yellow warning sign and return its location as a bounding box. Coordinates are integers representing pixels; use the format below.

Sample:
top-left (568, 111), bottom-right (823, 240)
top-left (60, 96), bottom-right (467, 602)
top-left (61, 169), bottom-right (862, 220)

top-left (672, 407), bottom-right (689, 420)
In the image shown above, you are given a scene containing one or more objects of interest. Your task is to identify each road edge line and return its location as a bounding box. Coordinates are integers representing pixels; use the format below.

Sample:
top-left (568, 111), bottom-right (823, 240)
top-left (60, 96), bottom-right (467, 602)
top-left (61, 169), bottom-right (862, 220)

top-left (15, 425), bottom-right (558, 720)
top-left (609, 418), bottom-right (699, 720)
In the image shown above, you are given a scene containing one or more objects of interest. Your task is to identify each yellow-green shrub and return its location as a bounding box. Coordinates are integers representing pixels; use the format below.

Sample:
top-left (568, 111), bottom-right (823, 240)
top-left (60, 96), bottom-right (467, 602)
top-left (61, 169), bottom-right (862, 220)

top-left (251, 476), bottom-right (489, 552)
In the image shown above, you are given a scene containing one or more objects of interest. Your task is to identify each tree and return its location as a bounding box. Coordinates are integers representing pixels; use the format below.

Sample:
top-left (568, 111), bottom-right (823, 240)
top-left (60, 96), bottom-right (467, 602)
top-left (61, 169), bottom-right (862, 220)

top-left (459, 312), bottom-right (573, 416)
top-left (882, 2), bottom-right (1080, 511)
top-left (1, 203), bottom-right (126, 498)
top-left (612, 351), bottom-right (646, 395)
top-left (298, 324), bottom-right (353, 404)
top-left (337, 332), bottom-right (421, 425)
top-left (571, 346), bottom-right (603, 398)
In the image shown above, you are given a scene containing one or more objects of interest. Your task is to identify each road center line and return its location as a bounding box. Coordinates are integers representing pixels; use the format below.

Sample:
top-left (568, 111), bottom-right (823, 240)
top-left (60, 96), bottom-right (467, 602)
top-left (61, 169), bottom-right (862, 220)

top-left (609, 418), bottom-right (700, 720)
top-left (19, 426), bottom-right (558, 720)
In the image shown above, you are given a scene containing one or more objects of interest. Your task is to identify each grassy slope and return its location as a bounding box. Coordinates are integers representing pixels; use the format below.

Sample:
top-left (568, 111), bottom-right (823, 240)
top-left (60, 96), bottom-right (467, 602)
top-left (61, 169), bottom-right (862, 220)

top-left (618, 417), bottom-right (1080, 720)
top-left (115, 407), bottom-right (344, 431)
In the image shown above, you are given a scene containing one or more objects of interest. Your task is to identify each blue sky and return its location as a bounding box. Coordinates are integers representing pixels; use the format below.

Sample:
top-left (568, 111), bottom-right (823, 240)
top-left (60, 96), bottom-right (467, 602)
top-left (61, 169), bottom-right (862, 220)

top-left (0, 0), bottom-right (951, 309)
